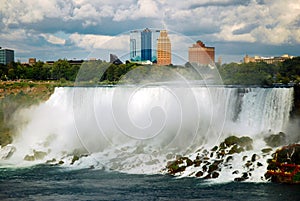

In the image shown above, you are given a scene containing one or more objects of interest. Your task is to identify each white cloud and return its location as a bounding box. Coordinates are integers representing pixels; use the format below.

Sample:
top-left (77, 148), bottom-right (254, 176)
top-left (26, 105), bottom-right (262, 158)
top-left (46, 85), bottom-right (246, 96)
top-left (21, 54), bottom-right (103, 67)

top-left (40, 34), bottom-right (66, 45)
top-left (0, 0), bottom-right (73, 25)
top-left (69, 33), bottom-right (129, 51)
top-left (0, 0), bottom-right (300, 62)
top-left (113, 0), bottom-right (160, 21)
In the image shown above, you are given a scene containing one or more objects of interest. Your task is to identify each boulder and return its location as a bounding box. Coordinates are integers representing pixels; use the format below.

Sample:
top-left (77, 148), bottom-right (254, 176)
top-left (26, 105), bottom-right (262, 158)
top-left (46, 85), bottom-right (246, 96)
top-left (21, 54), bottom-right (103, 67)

top-left (24, 149), bottom-right (47, 161)
top-left (264, 132), bottom-right (286, 147)
top-left (166, 157), bottom-right (193, 175)
top-left (195, 171), bottom-right (203, 177)
top-left (261, 148), bottom-right (273, 153)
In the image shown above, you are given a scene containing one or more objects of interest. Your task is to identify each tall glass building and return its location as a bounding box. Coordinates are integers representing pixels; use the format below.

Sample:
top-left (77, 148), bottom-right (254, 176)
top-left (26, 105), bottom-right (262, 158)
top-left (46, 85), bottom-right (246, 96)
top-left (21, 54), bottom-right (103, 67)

top-left (130, 30), bottom-right (141, 62)
top-left (130, 28), bottom-right (160, 63)
top-left (141, 28), bottom-right (152, 61)
top-left (0, 47), bottom-right (14, 65)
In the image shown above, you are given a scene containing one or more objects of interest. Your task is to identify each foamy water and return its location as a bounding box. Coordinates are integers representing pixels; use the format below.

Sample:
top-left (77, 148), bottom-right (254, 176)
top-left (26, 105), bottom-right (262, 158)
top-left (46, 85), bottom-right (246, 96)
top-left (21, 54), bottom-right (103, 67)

top-left (0, 86), bottom-right (295, 182)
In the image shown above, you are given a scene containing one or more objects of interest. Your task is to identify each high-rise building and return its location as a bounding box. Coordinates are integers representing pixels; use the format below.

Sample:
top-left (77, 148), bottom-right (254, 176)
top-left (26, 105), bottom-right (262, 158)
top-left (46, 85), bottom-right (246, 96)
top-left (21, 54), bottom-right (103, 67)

top-left (188, 41), bottom-right (215, 65)
top-left (0, 47), bottom-right (14, 65)
top-left (130, 28), bottom-right (160, 63)
top-left (141, 28), bottom-right (152, 61)
top-left (130, 30), bottom-right (141, 62)
top-left (157, 30), bottom-right (171, 65)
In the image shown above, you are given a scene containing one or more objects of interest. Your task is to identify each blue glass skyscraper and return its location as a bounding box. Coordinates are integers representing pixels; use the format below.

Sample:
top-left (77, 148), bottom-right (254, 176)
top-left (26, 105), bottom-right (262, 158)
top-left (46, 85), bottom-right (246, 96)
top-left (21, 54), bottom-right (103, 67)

top-left (141, 28), bottom-right (152, 61)
top-left (130, 28), bottom-right (160, 62)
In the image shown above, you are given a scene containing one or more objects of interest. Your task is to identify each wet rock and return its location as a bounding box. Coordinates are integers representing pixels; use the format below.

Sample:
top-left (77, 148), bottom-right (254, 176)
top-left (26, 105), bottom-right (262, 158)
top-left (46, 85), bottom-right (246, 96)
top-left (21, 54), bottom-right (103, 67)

top-left (242, 172), bottom-right (249, 179)
top-left (212, 172), bottom-right (219, 178)
top-left (224, 136), bottom-right (240, 147)
top-left (219, 142), bottom-right (226, 150)
top-left (245, 161), bottom-right (252, 168)
top-left (33, 150), bottom-right (47, 160)
top-left (0, 144), bottom-right (16, 159)
top-left (195, 171), bottom-right (203, 177)
top-left (71, 155), bottom-right (80, 165)
top-left (239, 136), bottom-right (253, 150)
top-left (193, 159), bottom-right (202, 167)
top-left (251, 154), bottom-right (260, 162)
top-left (226, 156), bottom-right (233, 163)
top-left (224, 136), bottom-right (253, 154)
top-left (185, 157), bottom-right (193, 167)
top-left (208, 160), bottom-right (223, 173)
top-left (46, 158), bottom-right (56, 164)
top-left (203, 157), bottom-right (210, 161)
top-left (228, 144), bottom-right (244, 154)
top-left (264, 132), bottom-right (286, 147)
top-left (242, 156), bottom-right (248, 161)
top-left (211, 146), bottom-right (218, 151)
top-left (234, 172), bottom-right (250, 181)
top-left (24, 155), bottom-right (35, 161)
top-left (261, 148), bottom-right (273, 153)
top-left (203, 173), bottom-right (212, 179)
top-left (257, 162), bottom-right (263, 167)
top-left (234, 177), bottom-right (246, 182)
top-left (208, 164), bottom-right (218, 173)
top-left (24, 150), bottom-right (47, 161)
top-left (166, 157), bottom-right (193, 175)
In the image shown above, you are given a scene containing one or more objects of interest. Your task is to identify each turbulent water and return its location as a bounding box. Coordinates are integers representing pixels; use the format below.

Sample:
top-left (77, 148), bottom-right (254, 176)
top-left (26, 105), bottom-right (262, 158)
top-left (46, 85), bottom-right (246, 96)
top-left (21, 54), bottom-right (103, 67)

top-left (0, 86), bottom-right (296, 180)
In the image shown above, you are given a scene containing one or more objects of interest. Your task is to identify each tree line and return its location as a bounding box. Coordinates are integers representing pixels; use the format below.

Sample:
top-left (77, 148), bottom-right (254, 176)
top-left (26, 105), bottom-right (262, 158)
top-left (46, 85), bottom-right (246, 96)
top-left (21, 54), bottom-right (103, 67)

top-left (0, 59), bottom-right (140, 83)
top-left (0, 59), bottom-right (202, 84)
top-left (1, 57), bottom-right (300, 85)
top-left (218, 57), bottom-right (300, 85)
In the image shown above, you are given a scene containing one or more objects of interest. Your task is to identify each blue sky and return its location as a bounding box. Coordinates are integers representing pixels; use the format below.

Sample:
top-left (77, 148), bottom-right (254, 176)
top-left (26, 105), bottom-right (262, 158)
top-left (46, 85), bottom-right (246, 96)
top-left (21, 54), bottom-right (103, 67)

top-left (0, 0), bottom-right (299, 64)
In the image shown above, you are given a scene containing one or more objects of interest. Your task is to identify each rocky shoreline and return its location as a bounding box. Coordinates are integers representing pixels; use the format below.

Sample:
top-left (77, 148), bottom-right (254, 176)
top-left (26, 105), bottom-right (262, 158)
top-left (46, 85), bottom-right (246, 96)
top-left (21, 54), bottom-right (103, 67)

top-left (164, 133), bottom-right (300, 184)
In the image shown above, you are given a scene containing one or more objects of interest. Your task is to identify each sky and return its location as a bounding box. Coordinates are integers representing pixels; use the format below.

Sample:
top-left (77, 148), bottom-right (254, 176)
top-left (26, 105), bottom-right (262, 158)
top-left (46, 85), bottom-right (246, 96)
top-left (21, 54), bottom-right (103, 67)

top-left (0, 0), bottom-right (299, 64)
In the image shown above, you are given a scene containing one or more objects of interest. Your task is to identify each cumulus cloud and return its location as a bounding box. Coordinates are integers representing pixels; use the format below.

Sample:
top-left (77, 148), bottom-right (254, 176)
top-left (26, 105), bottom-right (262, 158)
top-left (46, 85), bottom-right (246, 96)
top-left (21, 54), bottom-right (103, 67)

top-left (69, 33), bottom-right (129, 50)
top-left (40, 34), bottom-right (66, 45)
top-left (0, 0), bottom-right (299, 62)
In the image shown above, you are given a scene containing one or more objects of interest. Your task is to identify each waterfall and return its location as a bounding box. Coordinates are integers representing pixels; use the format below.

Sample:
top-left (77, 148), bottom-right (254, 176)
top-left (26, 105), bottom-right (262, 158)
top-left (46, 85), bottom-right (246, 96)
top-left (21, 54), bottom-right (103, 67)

top-left (0, 86), bottom-right (294, 174)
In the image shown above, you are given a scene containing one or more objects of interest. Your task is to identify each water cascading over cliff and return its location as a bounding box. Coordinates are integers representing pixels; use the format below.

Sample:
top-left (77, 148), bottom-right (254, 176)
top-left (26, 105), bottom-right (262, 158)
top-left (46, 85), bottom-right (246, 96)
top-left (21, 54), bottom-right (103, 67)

top-left (0, 86), bottom-right (294, 175)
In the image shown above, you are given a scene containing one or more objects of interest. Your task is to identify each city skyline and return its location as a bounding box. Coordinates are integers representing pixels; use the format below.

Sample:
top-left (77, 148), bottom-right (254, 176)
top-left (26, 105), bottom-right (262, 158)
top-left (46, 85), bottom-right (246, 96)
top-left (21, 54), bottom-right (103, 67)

top-left (0, 0), bottom-right (299, 64)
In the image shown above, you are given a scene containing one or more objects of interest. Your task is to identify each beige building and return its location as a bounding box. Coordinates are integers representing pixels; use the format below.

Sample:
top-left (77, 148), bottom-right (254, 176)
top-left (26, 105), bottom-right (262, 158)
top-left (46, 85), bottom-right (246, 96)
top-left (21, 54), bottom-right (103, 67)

top-left (244, 54), bottom-right (294, 64)
top-left (157, 30), bottom-right (171, 65)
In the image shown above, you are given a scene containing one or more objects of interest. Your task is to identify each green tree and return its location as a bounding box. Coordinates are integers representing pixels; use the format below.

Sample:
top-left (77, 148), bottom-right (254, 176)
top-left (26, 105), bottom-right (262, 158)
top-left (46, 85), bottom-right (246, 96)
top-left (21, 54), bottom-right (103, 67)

top-left (52, 59), bottom-right (70, 80)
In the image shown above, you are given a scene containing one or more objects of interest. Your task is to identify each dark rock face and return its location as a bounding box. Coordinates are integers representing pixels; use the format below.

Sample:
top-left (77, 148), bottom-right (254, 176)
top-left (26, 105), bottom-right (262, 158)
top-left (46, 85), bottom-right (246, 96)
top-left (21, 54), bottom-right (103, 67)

top-left (265, 144), bottom-right (300, 184)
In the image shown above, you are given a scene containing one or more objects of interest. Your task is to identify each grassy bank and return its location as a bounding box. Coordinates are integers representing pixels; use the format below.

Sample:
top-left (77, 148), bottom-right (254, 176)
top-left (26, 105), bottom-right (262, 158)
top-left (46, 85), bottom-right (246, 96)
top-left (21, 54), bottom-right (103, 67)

top-left (0, 80), bottom-right (73, 146)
